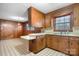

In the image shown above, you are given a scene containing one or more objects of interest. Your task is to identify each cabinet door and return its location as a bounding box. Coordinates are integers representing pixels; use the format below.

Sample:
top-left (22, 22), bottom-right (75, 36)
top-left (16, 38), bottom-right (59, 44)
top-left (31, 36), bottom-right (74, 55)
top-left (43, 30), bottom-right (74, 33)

top-left (36, 36), bottom-right (46, 53)
top-left (46, 35), bottom-right (52, 48)
top-left (29, 39), bottom-right (37, 53)
top-left (52, 36), bottom-right (58, 50)
top-left (73, 4), bottom-right (79, 26)
top-left (0, 20), bottom-right (1, 40)
top-left (47, 35), bottom-right (58, 50)
top-left (29, 36), bottom-right (46, 53)
top-left (58, 36), bottom-right (69, 54)
top-left (69, 37), bottom-right (79, 56)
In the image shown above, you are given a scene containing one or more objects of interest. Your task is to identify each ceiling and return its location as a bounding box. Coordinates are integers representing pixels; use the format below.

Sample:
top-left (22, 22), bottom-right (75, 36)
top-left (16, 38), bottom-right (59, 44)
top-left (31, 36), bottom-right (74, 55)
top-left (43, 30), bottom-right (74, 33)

top-left (0, 3), bottom-right (73, 22)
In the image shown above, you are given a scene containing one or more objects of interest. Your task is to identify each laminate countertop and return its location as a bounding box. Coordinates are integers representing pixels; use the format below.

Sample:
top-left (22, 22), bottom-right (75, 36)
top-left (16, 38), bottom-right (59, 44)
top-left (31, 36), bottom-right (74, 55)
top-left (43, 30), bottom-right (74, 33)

top-left (21, 33), bottom-right (79, 40)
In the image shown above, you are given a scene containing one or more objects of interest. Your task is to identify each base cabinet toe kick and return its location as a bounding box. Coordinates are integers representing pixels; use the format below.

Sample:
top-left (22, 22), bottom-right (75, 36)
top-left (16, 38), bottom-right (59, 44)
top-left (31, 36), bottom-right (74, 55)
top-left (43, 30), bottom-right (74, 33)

top-left (23, 35), bottom-right (79, 56)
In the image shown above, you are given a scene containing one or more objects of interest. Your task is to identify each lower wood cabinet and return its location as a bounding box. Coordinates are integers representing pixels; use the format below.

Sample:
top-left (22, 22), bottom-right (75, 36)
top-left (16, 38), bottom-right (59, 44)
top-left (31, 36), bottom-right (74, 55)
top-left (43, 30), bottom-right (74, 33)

top-left (51, 36), bottom-right (58, 50)
top-left (46, 35), bottom-right (58, 50)
top-left (58, 36), bottom-right (69, 54)
top-left (46, 35), bottom-right (53, 48)
top-left (46, 35), bottom-right (79, 56)
top-left (29, 34), bottom-right (79, 55)
top-left (29, 36), bottom-right (46, 53)
top-left (69, 37), bottom-right (79, 56)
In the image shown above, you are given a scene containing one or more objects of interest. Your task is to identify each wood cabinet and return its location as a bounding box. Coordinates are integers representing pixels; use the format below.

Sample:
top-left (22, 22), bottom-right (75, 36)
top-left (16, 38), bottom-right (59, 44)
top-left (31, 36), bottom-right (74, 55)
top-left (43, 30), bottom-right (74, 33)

top-left (46, 35), bottom-right (79, 55)
top-left (46, 35), bottom-right (57, 50)
top-left (51, 36), bottom-right (58, 50)
top-left (0, 20), bottom-right (1, 40)
top-left (28, 7), bottom-right (45, 28)
top-left (46, 35), bottom-right (52, 48)
top-left (29, 36), bottom-right (46, 53)
top-left (46, 35), bottom-right (58, 50)
top-left (58, 36), bottom-right (69, 54)
top-left (73, 4), bottom-right (79, 27)
top-left (69, 37), bottom-right (79, 55)
top-left (45, 14), bottom-right (51, 28)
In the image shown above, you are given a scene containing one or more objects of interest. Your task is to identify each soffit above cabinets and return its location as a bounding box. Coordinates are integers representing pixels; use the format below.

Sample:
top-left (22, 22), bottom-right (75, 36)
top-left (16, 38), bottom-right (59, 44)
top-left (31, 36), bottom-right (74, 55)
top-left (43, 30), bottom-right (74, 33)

top-left (0, 3), bottom-right (73, 22)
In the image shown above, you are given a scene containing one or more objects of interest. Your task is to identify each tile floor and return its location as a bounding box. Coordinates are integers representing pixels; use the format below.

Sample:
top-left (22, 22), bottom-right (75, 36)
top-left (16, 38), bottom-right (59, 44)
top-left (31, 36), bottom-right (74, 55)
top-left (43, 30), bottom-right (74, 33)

top-left (0, 39), bottom-right (68, 56)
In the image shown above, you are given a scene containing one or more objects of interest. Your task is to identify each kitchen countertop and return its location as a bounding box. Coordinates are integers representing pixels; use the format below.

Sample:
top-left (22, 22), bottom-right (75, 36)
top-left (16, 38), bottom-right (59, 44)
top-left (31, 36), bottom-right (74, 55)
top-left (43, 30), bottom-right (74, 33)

top-left (21, 33), bottom-right (79, 40)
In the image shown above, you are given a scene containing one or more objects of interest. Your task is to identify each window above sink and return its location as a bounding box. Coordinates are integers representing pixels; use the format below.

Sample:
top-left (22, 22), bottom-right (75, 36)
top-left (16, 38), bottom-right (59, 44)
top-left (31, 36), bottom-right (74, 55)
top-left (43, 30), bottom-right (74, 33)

top-left (53, 13), bottom-right (73, 32)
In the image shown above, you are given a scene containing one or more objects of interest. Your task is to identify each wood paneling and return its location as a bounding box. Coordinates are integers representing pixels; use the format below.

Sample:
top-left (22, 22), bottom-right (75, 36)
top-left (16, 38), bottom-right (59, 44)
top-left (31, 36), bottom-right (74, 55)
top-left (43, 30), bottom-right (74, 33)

top-left (28, 7), bottom-right (45, 28)
top-left (0, 19), bottom-right (23, 40)
top-left (45, 4), bottom-right (79, 30)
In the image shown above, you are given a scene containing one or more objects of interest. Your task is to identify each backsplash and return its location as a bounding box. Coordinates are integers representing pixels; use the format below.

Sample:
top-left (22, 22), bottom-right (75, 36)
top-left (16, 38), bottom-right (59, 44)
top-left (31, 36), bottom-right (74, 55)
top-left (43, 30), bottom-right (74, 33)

top-left (72, 27), bottom-right (79, 35)
top-left (44, 27), bottom-right (79, 35)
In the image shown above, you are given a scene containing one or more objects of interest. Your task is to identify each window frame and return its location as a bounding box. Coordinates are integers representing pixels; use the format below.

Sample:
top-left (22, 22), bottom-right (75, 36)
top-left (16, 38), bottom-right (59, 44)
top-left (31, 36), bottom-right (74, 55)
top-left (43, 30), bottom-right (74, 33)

top-left (53, 13), bottom-right (73, 32)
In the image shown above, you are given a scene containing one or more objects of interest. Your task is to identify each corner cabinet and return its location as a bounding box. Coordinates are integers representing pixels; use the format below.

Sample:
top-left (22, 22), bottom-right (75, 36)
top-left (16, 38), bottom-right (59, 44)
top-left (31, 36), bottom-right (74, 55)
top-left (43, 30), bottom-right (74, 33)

top-left (29, 36), bottom-right (46, 53)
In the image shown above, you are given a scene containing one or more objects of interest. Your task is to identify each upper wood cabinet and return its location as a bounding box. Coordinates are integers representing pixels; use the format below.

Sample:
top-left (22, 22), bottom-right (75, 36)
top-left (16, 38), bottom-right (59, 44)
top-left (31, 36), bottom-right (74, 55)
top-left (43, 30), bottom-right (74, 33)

top-left (0, 20), bottom-right (1, 40)
top-left (73, 4), bottom-right (79, 27)
top-left (28, 7), bottom-right (45, 28)
top-left (45, 14), bottom-right (51, 28)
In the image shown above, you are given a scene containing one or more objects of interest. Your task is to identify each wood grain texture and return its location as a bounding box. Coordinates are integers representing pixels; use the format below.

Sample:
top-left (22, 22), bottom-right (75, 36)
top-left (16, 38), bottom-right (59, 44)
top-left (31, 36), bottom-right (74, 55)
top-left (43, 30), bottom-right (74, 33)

top-left (46, 35), bottom-right (79, 56)
top-left (73, 4), bottom-right (79, 27)
top-left (28, 7), bottom-right (45, 28)
top-left (29, 36), bottom-right (46, 53)
top-left (45, 4), bottom-right (79, 30)
top-left (0, 19), bottom-right (24, 40)
top-left (69, 37), bottom-right (79, 56)
top-left (0, 20), bottom-right (1, 40)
